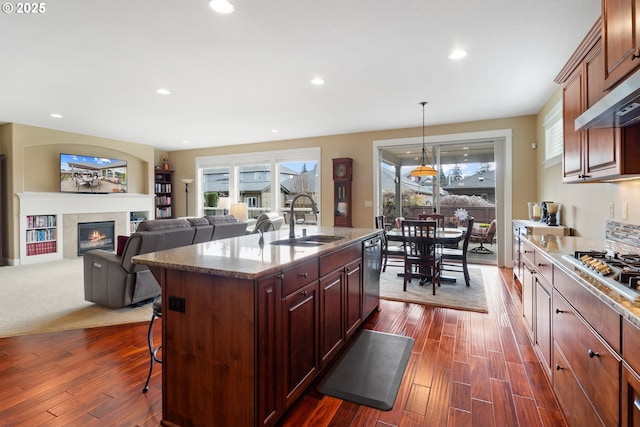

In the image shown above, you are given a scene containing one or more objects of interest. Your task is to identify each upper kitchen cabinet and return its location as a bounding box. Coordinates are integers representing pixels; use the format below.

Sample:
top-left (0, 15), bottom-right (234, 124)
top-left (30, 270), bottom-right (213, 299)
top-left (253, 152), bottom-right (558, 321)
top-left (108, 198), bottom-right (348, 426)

top-left (557, 18), bottom-right (640, 182)
top-left (603, 0), bottom-right (640, 89)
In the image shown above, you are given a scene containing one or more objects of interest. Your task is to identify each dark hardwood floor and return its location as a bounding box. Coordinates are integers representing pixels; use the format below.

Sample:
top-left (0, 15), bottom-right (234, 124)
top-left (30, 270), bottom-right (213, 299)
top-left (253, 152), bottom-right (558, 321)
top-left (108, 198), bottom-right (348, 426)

top-left (0, 266), bottom-right (567, 426)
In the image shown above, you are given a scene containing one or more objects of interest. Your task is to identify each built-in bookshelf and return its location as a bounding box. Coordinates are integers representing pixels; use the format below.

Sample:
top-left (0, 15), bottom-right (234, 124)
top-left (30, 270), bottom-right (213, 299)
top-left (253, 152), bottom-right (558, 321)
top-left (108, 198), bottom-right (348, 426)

top-left (25, 214), bottom-right (57, 256)
top-left (155, 170), bottom-right (173, 219)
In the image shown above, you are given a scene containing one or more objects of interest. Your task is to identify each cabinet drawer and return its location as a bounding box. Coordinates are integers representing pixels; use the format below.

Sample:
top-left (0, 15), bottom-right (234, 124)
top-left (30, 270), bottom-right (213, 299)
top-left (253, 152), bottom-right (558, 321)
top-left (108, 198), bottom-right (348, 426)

top-left (319, 243), bottom-right (361, 277)
top-left (553, 290), bottom-right (621, 427)
top-left (535, 250), bottom-right (553, 284)
top-left (554, 266), bottom-right (621, 353)
top-left (521, 239), bottom-right (535, 266)
top-left (281, 258), bottom-right (319, 298)
top-left (554, 342), bottom-right (605, 427)
top-left (623, 318), bottom-right (640, 374)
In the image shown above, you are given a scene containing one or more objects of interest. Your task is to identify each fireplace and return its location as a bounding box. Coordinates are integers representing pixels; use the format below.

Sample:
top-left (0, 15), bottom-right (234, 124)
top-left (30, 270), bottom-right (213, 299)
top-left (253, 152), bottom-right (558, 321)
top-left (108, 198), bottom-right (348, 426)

top-left (78, 221), bottom-right (115, 256)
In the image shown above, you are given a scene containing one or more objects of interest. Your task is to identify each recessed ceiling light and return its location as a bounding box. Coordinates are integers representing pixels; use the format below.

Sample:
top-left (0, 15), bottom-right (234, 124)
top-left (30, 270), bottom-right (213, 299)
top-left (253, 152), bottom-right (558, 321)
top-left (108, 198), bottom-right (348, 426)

top-left (310, 77), bottom-right (325, 86)
top-left (271, 129), bottom-right (279, 133)
top-left (448, 50), bottom-right (468, 60)
top-left (182, 140), bottom-right (190, 144)
top-left (50, 113), bottom-right (63, 118)
top-left (156, 88), bottom-right (171, 95)
top-left (209, 0), bottom-right (234, 14)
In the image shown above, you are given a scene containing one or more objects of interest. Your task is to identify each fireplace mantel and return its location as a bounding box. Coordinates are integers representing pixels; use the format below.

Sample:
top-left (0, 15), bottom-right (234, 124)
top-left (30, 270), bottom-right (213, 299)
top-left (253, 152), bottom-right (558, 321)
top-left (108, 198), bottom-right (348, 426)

top-left (16, 192), bottom-right (154, 265)
top-left (17, 192), bottom-right (154, 215)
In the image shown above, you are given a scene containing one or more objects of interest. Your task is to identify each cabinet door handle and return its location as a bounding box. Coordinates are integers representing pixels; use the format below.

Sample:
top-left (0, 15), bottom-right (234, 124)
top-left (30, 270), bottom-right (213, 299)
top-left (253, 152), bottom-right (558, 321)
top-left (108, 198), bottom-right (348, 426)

top-left (524, 250), bottom-right (533, 254)
top-left (300, 290), bottom-right (308, 296)
top-left (588, 349), bottom-right (600, 358)
top-left (277, 272), bottom-right (285, 279)
top-left (633, 48), bottom-right (640, 60)
top-left (555, 308), bottom-right (564, 314)
top-left (555, 364), bottom-right (564, 371)
top-left (298, 272), bottom-right (308, 278)
top-left (537, 262), bottom-right (546, 267)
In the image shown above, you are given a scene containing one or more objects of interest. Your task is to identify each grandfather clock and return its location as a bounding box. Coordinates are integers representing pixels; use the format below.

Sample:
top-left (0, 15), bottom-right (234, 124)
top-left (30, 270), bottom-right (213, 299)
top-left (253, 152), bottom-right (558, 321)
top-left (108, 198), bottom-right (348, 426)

top-left (332, 157), bottom-right (353, 227)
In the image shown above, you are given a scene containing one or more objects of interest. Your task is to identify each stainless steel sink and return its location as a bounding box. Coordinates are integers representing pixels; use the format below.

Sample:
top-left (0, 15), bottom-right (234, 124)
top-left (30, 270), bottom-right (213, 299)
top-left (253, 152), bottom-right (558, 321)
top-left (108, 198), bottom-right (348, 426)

top-left (270, 235), bottom-right (345, 246)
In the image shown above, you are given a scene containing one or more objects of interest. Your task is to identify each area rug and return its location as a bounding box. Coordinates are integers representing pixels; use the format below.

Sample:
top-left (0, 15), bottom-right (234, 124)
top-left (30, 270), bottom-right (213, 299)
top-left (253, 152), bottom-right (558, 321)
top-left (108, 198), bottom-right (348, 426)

top-left (379, 265), bottom-right (488, 313)
top-left (0, 258), bottom-right (152, 338)
top-left (317, 330), bottom-right (414, 411)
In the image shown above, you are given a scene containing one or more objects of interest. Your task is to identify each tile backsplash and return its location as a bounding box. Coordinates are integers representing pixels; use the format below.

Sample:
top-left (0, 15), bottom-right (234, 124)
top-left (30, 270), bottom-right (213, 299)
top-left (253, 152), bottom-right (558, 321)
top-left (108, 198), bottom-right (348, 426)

top-left (606, 220), bottom-right (640, 248)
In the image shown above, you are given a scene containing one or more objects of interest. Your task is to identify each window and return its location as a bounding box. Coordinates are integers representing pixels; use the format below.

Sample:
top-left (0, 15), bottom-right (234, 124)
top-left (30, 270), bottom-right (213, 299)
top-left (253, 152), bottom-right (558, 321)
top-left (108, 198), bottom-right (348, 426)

top-left (544, 100), bottom-right (563, 167)
top-left (195, 148), bottom-right (321, 221)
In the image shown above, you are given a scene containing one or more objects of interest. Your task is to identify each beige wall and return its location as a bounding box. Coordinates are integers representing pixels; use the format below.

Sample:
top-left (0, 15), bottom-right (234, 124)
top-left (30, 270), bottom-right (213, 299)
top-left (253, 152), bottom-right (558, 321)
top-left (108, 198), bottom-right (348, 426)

top-left (167, 115), bottom-right (540, 232)
top-left (536, 88), bottom-right (640, 239)
top-left (0, 123), bottom-right (156, 260)
top-left (7, 105), bottom-right (627, 263)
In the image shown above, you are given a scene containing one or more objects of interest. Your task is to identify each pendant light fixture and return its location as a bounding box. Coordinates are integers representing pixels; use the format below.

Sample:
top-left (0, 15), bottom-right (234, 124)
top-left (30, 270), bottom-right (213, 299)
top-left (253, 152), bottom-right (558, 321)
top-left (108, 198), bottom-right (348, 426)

top-left (410, 101), bottom-right (438, 177)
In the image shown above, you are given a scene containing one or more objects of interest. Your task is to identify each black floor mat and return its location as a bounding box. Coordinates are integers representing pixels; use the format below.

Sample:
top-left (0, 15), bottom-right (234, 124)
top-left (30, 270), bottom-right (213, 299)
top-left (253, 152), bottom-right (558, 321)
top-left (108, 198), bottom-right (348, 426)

top-left (317, 330), bottom-right (414, 411)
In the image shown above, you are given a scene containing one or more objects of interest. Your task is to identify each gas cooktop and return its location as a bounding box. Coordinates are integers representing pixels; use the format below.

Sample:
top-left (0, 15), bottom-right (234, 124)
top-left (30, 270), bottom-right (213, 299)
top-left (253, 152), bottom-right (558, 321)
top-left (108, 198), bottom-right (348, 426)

top-left (561, 250), bottom-right (640, 302)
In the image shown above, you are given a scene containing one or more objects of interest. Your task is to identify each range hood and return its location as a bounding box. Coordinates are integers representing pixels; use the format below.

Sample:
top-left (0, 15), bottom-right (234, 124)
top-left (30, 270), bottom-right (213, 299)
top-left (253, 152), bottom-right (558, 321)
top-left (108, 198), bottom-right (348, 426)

top-left (575, 67), bottom-right (640, 130)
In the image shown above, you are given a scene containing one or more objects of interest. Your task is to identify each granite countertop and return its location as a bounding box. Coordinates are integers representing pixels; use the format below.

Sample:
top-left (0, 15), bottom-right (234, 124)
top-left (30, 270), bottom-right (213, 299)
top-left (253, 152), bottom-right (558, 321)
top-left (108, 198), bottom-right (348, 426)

top-left (524, 234), bottom-right (640, 327)
top-left (132, 226), bottom-right (380, 280)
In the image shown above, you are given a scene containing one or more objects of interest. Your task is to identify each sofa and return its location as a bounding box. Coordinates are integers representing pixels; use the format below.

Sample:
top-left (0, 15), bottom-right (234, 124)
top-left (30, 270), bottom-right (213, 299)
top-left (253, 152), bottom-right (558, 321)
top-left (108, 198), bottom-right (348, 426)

top-left (83, 215), bottom-right (248, 308)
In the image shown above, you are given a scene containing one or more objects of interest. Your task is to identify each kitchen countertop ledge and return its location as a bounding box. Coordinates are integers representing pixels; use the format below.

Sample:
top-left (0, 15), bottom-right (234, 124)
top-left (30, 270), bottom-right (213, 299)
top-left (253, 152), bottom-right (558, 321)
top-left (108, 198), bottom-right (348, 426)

top-left (132, 226), bottom-right (380, 280)
top-left (524, 234), bottom-right (640, 328)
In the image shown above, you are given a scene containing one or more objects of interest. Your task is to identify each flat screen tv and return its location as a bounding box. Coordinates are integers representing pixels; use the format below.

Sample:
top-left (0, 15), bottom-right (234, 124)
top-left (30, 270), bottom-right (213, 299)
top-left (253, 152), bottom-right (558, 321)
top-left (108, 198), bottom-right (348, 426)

top-left (60, 153), bottom-right (127, 193)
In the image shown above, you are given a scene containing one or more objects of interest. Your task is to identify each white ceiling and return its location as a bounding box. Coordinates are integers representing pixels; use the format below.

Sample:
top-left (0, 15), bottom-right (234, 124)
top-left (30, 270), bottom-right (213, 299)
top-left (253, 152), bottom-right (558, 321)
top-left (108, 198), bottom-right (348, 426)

top-left (0, 0), bottom-right (600, 152)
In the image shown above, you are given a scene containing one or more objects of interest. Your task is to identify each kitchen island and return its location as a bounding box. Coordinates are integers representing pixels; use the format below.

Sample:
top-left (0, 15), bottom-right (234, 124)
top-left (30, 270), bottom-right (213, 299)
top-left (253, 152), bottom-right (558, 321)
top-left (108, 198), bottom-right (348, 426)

top-left (518, 234), bottom-right (640, 427)
top-left (133, 226), bottom-right (381, 427)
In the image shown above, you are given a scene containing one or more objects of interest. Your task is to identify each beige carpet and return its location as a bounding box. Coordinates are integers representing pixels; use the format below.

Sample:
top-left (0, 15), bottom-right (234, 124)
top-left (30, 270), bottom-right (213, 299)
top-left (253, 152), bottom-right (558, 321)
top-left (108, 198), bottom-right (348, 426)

top-left (0, 258), bottom-right (152, 338)
top-left (380, 264), bottom-right (489, 313)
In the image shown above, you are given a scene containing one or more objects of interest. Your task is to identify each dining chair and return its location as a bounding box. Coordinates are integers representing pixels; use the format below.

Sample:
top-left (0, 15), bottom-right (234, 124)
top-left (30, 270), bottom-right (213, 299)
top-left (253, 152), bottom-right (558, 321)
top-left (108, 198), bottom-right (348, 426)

top-left (401, 220), bottom-right (441, 295)
top-left (375, 215), bottom-right (403, 271)
top-left (418, 213), bottom-right (445, 230)
top-left (441, 217), bottom-right (474, 286)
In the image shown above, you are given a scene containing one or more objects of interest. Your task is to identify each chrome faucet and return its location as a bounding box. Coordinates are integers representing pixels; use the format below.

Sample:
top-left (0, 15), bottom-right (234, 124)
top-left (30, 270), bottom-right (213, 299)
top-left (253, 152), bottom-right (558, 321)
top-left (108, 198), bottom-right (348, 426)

top-left (289, 193), bottom-right (319, 238)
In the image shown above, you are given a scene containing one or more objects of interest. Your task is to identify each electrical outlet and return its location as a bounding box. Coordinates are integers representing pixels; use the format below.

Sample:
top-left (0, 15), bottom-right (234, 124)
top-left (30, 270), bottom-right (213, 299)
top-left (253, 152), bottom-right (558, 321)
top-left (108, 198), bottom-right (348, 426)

top-left (609, 203), bottom-right (615, 218)
top-left (168, 295), bottom-right (186, 313)
top-left (623, 202), bottom-right (629, 220)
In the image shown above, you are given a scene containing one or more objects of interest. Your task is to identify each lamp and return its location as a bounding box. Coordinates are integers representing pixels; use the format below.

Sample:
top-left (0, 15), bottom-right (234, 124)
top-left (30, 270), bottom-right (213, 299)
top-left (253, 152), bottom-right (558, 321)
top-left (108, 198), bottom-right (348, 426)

top-left (219, 196), bottom-right (230, 215)
top-left (230, 202), bottom-right (248, 222)
top-left (410, 101), bottom-right (437, 177)
top-left (181, 179), bottom-right (194, 217)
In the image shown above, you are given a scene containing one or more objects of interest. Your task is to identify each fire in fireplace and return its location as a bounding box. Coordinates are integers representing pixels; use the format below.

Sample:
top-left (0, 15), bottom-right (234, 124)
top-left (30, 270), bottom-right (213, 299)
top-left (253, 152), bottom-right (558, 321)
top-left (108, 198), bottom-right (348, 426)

top-left (78, 221), bottom-right (115, 256)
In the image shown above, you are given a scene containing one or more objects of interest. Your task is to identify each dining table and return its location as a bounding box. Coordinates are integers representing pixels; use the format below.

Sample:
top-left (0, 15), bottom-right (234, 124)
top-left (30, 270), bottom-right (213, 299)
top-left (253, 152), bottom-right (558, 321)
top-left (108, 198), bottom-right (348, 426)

top-left (385, 227), bottom-right (464, 283)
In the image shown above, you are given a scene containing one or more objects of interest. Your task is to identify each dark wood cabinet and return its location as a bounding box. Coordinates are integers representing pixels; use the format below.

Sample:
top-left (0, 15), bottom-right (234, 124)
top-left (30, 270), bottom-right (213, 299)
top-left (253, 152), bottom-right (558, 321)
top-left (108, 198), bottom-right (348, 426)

top-left (319, 268), bottom-right (345, 368)
top-left (281, 280), bottom-right (319, 408)
top-left (519, 239), bottom-right (552, 375)
top-left (553, 289), bottom-right (621, 427)
top-left (257, 275), bottom-right (280, 426)
top-left (534, 275), bottom-right (552, 373)
top-left (623, 362), bottom-right (640, 427)
top-left (603, 0), bottom-right (640, 89)
top-left (623, 319), bottom-right (640, 427)
top-left (153, 233), bottom-right (376, 427)
top-left (554, 342), bottom-right (605, 427)
top-left (318, 243), bottom-right (362, 368)
top-left (559, 18), bottom-right (640, 182)
top-left (344, 257), bottom-right (362, 340)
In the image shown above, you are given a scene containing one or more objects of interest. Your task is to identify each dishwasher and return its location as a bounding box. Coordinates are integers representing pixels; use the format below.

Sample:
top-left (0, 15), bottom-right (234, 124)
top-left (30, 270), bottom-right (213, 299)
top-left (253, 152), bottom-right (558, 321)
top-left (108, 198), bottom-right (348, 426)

top-left (362, 234), bottom-right (382, 317)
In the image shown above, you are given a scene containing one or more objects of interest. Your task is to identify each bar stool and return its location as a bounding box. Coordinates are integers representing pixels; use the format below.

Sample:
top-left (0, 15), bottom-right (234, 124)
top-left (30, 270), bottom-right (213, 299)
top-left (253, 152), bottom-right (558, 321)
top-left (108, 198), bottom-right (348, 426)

top-left (142, 297), bottom-right (162, 393)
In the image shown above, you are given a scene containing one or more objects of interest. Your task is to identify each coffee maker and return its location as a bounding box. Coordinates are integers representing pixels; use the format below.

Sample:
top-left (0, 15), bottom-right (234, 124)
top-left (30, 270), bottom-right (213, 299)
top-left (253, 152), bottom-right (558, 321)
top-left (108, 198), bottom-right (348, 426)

top-left (546, 202), bottom-right (560, 226)
top-left (540, 202), bottom-right (551, 224)
top-left (540, 201), bottom-right (561, 226)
